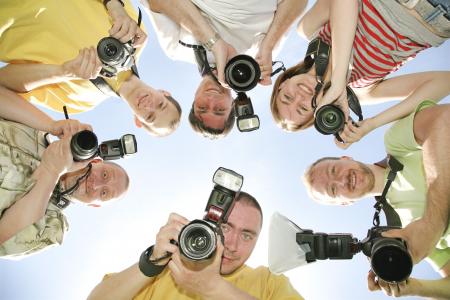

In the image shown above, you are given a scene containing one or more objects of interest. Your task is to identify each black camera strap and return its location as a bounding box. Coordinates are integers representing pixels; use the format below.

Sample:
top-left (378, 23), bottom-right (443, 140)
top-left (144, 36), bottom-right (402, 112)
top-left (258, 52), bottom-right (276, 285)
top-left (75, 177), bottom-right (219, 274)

top-left (372, 155), bottom-right (403, 228)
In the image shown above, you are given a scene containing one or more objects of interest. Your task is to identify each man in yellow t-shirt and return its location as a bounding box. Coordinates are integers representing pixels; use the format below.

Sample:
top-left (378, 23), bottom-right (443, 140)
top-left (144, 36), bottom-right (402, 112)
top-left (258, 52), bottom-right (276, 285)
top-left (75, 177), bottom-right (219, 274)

top-left (87, 192), bottom-right (304, 300)
top-left (0, 0), bottom-right (181, 137)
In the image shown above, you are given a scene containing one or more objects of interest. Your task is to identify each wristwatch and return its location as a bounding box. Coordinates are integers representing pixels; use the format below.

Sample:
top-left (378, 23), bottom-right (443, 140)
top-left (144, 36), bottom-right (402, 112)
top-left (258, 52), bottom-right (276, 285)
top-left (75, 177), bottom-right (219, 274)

top-left (138, 245), bottom-right (168, 277)
top-left (202, 32), bottom-right (221, 51)
top-left (103, 0), bottom-right (124, 7)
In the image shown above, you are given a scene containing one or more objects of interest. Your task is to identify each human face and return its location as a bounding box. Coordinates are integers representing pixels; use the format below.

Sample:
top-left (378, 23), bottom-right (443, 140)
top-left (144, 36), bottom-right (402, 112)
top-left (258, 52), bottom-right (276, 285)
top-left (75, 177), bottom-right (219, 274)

top-left (276, 73), bottom-right (316, 127)
top-left (309, 157), bottom-right (375, 204)
top-left (220, 201), bottom-right (262, 275)
top-left (64, 161), bottom-right (128, 205)
top-left (194, 76), bottom-right (233, 130)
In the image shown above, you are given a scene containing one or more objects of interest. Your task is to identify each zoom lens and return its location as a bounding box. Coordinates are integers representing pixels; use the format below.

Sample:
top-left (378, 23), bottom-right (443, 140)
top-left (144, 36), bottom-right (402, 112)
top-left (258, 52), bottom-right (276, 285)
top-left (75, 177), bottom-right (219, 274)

top-left (225, 55), bottom-right (261, 92)
top-left (70, 130), bottom-right (98, 162)
top-left (314, 104), bottom-right (345, 135)
top-left (371, 238), bottom-right (413, 283)
top-left (97, 37), bottom-right (125, 65)
top-left (179, 220), bottom-right (217, 261)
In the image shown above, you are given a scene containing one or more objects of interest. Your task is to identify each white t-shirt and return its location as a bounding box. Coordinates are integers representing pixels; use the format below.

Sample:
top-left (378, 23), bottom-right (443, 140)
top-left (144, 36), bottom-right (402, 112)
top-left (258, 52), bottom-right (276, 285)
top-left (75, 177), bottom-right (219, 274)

top-left (147, 0), bottom-right (282, 64)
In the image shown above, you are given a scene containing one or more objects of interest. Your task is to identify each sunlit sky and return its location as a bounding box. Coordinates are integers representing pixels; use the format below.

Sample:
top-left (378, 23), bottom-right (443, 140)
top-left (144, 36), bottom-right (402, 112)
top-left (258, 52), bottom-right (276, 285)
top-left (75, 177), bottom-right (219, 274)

top-left (1, 1), bottom-right (449, 300)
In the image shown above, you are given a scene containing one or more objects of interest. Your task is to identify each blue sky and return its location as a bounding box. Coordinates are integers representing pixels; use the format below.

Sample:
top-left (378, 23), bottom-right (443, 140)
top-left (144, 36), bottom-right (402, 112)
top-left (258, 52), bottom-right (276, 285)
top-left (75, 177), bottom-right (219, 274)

top-left (1, 1), bottom-right (449, 300)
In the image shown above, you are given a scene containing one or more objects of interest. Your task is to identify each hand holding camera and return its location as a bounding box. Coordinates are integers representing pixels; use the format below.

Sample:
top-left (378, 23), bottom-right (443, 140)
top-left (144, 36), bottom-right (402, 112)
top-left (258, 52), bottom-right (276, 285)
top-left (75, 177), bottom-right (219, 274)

top-left (255, 43), bottom-right (273, 86)
top-left (49, 119), bottom-right (93, 139)
top-left (107, 0), bottom-right (147, 47)
top-left (210, 38), bottom-right (238, 87)
top-left (334, 118), bottom-right (376, 149)
top-left (61, 48), bottom-right (103, 80)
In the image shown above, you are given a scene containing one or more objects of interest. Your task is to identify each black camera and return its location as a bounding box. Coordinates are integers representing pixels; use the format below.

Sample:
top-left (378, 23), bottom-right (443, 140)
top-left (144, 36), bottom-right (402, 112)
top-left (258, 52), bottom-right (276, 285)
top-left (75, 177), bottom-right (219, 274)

top-left (296, 226), bottom-right (413, 283)
top-left (314, 86), bottom-right (363, 139)
top-left (97, 37), bottom-right (136, 78)
top-left (225, 55), bottom-right (261, 92)
top-left (234, 93), bottom-right (260, 132)
top-left (178, 167), bottom-right (244, 261)
top-left (70, 130), bottom-right (137, 162)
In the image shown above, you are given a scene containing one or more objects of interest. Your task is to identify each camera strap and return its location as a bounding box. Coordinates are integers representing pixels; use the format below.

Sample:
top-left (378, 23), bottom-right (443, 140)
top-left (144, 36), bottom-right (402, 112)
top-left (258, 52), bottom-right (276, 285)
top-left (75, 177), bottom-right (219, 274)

top-left (372, 155), bottom-right (404, 227)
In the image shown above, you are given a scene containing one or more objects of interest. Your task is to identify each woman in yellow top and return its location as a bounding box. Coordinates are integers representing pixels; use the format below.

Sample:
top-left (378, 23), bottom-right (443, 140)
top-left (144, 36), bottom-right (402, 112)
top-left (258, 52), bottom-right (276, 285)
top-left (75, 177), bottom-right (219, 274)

top-left (0, 0), bottom-right (181, 137)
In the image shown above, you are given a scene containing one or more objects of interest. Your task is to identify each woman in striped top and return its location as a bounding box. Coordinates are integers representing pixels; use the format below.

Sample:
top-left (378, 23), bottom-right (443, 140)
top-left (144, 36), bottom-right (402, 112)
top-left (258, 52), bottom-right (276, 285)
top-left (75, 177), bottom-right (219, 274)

top-left (270, 0), bottom-right (449, 148)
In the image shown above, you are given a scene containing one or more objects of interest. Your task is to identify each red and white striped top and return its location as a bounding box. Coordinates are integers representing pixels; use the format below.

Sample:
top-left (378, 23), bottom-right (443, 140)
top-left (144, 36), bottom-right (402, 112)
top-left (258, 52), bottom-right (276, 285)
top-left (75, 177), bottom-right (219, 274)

top-left (318, 0), bottom-right (430, 88)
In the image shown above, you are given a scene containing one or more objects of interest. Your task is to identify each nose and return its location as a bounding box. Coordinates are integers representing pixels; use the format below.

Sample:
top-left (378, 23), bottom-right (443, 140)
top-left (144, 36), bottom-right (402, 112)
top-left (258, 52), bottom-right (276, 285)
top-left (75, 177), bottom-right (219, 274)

top-left (224, 231), bottom-right (238, 252)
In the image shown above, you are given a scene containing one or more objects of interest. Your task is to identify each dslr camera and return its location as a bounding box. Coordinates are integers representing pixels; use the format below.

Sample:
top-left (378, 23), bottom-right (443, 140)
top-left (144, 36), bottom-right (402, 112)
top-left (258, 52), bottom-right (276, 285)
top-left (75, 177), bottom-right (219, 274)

top-left (70, 130), bottom-right (137, 161)
top-left (97, 37), bottom-right (136, 77)
top-left (297, 225), bottom-right (413, 283)
top-left (314, 86), bottom-right (363, 140)
top-left (178, 167), bottom-right (244, 261)
top-left (224, 55), bottom-right (261, 92)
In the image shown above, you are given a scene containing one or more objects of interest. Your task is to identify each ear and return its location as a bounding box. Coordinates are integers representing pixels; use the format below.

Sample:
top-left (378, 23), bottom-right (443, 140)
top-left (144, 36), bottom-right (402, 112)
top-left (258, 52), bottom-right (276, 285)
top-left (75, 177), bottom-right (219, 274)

top-left (159, 90), bottom-right (172, 97)
top-left (134, 115), bottom-right (143, 128)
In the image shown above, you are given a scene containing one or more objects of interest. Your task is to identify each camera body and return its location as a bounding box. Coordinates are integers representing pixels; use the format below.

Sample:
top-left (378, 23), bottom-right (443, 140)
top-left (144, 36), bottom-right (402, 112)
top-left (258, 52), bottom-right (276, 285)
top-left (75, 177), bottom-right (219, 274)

top-left (97, 37), bottom-right (136, 78)
top-left (70, 130), bottom-right (137, 162)
top-left (178, 167), bottom-right (244, 261)
top-left (296, 226), bottom-right (412, 283)
top-left (234, 93), bottom-right (260, 132)
top-left (314, 86), bottom-right (363, 138)
top-left (225, 55), bottom-right (261, 92)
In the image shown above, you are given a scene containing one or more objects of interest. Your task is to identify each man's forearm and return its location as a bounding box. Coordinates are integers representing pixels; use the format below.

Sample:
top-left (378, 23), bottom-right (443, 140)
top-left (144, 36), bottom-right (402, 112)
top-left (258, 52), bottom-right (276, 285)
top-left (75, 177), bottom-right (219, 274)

top-left (87, 263), bottom-right (157, 300)
top-left (202, 278), bottom-right (257, 300)
top-left (0, 85), bottom-right (54, 132)
top-left (146, 0), bottom-right (216, 43)
top-left (0, 63), bottom-right (73, 93)
top-left (261, 0), bottom-right (307, 50)
top-left (412, 277), bottom-right (450, 299)
top-left (0, 164), bottom-right (59, 244)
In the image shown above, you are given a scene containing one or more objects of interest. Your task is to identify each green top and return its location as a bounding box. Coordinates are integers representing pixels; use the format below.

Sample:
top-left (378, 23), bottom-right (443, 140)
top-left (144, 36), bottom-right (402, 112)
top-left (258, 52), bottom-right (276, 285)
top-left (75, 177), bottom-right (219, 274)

top-left (0, 119), bottom-right (68, 258)
top-left (384, 100), bottom-right (450, 271)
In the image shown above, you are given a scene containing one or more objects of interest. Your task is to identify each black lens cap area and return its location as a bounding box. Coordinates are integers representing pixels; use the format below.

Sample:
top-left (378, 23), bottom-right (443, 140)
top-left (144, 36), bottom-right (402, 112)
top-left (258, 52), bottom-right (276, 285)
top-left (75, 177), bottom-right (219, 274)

top-left (225, 55), bottom-right (261, 92)
top-left (97, 37), bottom-right (124, 63)
top-left (314, 105), bottom-right (345, 135)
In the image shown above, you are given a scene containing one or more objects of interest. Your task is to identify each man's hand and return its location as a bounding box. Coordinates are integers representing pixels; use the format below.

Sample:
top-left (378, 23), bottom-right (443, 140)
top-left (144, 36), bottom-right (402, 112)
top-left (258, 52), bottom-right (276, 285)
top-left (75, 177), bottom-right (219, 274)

top-left (108, 0), bottom-right (147, 47)
top-left (61, 48), bottom-right (103, 79)
top-left (368, 270), bottom-right (419, 297)
top-left (255, 44), bottom-right (273, 86)
top-left (168, 239), bottom-right (224, 298)
top-left (49, 119), bottom-right (93, 139)
top-left (211, 39), bottom-right (238, 87)
top-left (152, 213), bottom-right (189, 265)
top-left (382, 219), bottom-right (441, 264)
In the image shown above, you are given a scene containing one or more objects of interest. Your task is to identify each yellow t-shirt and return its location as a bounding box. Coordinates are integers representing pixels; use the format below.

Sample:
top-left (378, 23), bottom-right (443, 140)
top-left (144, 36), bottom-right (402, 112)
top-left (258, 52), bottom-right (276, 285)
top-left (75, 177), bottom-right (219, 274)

top-left (0, 0), bottom-right (143, 114)
top-left (133, 265), bottom-right (304, 300)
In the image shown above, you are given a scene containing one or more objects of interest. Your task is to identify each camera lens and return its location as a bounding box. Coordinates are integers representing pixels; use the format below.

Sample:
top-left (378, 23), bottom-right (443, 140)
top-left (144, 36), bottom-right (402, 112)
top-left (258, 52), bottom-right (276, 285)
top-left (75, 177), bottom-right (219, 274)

top-left (179, 220), bottom-right (217, 261)
top-left (225, 55), bottom-right (261, 92)
top-left (97, 37), bottom-right (125, 65)
top-left (70, 130), bottom-right (99, 162)
top-left (314, 104), bottom-right (345, 135)
top-left (371, 238), bottom-right (413, 283)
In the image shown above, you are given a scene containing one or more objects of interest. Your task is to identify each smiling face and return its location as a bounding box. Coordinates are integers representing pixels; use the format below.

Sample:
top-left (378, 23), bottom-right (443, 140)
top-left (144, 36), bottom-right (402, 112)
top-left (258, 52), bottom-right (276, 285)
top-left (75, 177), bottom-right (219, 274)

top-left (275, 72), bottom-right (317, 128)
top-left (193, 76), bottom-right (233, 130)
top-left (62, 161), bottom-right (129, 206)
top-left (219, 201), bottom-right (262, 275)
top-left (306, 157), bottom-right (375, 205)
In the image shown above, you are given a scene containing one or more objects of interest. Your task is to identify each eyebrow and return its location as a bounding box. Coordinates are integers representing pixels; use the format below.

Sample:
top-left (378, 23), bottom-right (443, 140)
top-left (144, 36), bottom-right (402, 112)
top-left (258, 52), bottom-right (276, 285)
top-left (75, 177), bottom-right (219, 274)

top-left (107, 168), bottom-right (118, 200)
top-left (226, 221), bottom-right (258, 236)
top-left (326, 164), bottom-right (334, 198)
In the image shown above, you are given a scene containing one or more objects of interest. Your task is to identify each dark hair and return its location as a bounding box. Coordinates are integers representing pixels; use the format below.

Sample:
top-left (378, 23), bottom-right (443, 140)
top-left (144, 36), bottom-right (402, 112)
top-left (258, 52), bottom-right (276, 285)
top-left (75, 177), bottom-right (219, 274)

top-left (236, 191), bottom-right (263, 227)
top-left (188, 102), bottom-right (236, 139)
top-left (141, 95), bottom-right (182, 137)
top-left (270, 61), bottom-right (315, 132)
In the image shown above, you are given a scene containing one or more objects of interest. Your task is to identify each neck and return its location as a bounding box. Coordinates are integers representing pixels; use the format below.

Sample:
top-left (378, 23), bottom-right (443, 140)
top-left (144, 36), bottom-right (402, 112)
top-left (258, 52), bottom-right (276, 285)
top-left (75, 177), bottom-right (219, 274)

top-left (118, 73), bottom-right (139, 102)
top-left (368, 164), bottom-right (387, 196)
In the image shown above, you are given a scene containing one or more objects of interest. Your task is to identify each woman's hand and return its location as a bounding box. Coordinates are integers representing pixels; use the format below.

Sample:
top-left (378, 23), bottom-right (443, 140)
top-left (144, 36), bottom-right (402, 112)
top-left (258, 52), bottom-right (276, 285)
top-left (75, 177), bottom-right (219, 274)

top-left (255, 43), bottom-right (273, 86)
top-left (335, 118), bottom-right (376, 149)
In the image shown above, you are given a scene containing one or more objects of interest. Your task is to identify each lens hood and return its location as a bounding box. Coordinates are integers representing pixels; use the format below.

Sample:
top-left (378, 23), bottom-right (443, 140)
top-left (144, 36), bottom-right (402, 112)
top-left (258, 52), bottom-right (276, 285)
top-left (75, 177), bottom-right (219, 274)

top-left (97, 37), bottom-right (125, 65)
top-left (178, 220), bottom-right (218, 261)
top-left (225, 55), bottom-right (260, 92)
top-left (70, 130), bottom-right (98, 162)
top-left (314, 104), bottom-right (345, 135)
